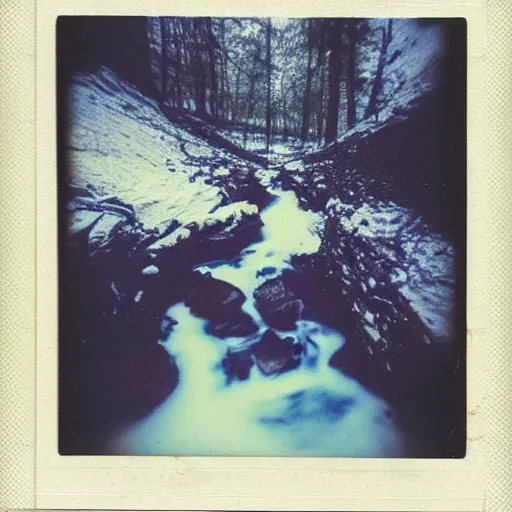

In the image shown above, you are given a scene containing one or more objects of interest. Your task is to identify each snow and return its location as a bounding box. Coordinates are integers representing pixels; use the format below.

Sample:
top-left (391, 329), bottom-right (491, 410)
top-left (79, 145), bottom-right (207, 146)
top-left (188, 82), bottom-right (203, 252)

top-left (364, 325), bottom-right (381, 342)
top-left (141, 265), bottom-right (159, 276)
top-left (213, 167), bottom-right (231, 176)
top-left (327, 198), bottom-right (455, 340)
top-left (67, 67), bottom-right (268, 237)
top-left (347, 19), bottom-right (445, 142)
top-left (255, 168), bottom-right (280, 187)
top-left (67, 209), bottom-right (103, 236)
top-left (147, 226), bottom-right (191, 251)
top-left (283, 160), bottom-right (306, 172)
top-left (197, 201), bottom-right (259, 230)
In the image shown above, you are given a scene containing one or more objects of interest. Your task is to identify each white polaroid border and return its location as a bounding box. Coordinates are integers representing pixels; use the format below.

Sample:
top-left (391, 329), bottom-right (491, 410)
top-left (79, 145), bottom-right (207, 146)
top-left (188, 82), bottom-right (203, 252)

top-left (36, 0), bottom-right (488, 510)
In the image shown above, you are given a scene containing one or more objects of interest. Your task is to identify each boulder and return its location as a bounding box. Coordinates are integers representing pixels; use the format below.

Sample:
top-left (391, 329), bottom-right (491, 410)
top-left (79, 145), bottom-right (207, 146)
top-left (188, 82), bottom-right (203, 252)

top-left (221, 350), bottom-right (255, 382)
top-left (205, 311), bottom-right (259, 339)
top-left (160, 314), bottom-right (178, 339)
top-left (252, 329), bottom-right (297, 376)
top-left (185, 273), bottom-right (246, 322)
top-left (90, 342), bottom-right (178, 422)
top-left (253, 278), bottom-right (304, 330)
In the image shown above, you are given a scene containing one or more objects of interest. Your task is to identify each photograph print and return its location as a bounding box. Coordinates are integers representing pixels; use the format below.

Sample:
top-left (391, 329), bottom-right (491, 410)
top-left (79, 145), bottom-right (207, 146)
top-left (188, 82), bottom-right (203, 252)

top-left (57, 16), bottom-right (466, 457)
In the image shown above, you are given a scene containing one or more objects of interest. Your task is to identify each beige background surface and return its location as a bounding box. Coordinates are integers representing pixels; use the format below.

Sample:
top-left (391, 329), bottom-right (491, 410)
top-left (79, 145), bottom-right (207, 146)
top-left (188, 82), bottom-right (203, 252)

top-left (1, 0), bottom-right (510, 510)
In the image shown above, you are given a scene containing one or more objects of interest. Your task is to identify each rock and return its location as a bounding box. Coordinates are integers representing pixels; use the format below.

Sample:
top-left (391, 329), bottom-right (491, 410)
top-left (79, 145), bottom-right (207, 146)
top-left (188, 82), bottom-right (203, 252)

top-left (269, 299), bottom-right (305, 331)
top-left (91, 342), bottom-right (178, 422)
top-left (221, 350), bottom-right (255, 382)
top-left (256, 266), bottom-right (277, 278)
top-left (254, 277), bottom-right (295, 308)
top-left (160, 314), bottom-right (178, 339)
top-left (185, 273), bottom-right (246, 322)
top-left (253, 278), bottom-right (304, 330)
top-left (253, 329), bottom-right (296, 376)
top-left (205, 311), bottom-right (259, 339)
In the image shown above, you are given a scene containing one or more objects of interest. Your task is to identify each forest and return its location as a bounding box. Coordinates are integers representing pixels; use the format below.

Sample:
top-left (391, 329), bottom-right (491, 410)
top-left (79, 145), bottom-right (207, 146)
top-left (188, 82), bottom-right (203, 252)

top-left (58, 17), bottom-right (466, 459)
top-left (149, 17), bottom-right (395, 147)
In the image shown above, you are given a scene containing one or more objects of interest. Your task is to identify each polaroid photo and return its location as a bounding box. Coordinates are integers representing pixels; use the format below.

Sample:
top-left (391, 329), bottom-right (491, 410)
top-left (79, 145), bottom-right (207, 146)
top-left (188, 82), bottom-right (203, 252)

top-left (35, 0), bottom-right (489, 509)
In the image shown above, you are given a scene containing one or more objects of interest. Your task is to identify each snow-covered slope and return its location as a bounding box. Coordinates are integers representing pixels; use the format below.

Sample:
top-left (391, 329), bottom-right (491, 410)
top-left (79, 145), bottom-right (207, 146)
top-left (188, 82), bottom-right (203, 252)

top-left (356, 19), bottom-right (446, 124)
top-left (66, 67), bottom-right (268, 244)
top-left (325, 198), bottom-right (455, 342)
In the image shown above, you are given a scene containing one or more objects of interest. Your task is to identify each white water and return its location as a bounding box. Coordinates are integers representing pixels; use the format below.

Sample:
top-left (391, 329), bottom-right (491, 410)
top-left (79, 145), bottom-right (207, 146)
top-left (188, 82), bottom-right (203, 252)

top-left (110, 190), bottom-right (405, 457)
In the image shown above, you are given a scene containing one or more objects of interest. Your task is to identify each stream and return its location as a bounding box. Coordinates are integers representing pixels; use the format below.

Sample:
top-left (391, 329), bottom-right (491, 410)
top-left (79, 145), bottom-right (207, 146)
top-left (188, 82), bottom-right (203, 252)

top-left (110, 189), bottom-right (406, 457)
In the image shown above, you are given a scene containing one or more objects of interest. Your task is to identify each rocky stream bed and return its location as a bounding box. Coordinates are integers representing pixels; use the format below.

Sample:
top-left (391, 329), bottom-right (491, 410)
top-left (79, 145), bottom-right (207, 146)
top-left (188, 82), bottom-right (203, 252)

top-left (59, 67), bottom-right (464, 458)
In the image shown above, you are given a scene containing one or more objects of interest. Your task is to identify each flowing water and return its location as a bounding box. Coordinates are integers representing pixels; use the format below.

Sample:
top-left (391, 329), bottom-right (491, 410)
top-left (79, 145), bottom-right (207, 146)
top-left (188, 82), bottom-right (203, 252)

top-left (110, 189), bottom-right (405, 457)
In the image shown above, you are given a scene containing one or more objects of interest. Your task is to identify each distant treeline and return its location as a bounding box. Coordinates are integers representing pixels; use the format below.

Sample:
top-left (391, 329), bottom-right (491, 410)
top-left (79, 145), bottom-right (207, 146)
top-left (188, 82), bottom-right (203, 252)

top-left (58, 17), bottom-right (454, 151)
top-left (150, 17), bottom-right (400, 148)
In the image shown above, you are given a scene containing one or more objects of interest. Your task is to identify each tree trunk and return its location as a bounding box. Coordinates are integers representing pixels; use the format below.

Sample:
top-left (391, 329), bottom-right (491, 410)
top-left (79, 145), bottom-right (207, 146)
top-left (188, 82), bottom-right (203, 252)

top-left (174, 20), bottom-right (183, 109)
top-left (346, 19), bottom-right (358, 129)
top-left (325, 20), bottom-right (344, 145)
top-left (316, 43), bottom-right (326, 144)
top-left (194, 59), bottom-right (207, 116)
top-left (205, 18), bottom-right (218, 118)
top-left (159, 18), bottom-right (169, 103)
top-left (191, 19), bottom-right (207, 117)
top-left (265, 18), bottom-right (272, 156)
top-left (300, 19), bottom-right (314, 142)
top-left (219, 19), bottom-right (226, 119)
top-left (365, 19), bottom-right (393, 120)
top-left (233, 68), bottom-right (241, 123)
top-left (281, 73), bottom-right (288, 140)
top-left (243, 73), bottom-right (258, 147)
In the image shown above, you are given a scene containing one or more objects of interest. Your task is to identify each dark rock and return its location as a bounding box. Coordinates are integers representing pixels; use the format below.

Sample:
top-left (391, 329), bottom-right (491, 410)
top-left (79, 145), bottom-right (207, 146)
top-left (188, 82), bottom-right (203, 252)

top-left (329, 337), bottom-right (464, 457)
top-left (253, 329), bottom-right (295, 376)
top-left (90, 342), bottom-right (178, 422)
top-left (222, 350), bottom-right (255, 382)
top-left (205, 311), bottom-right (259, 339)
top-left (254, 277), bottom-right (295, 308)
top-left (329, 341), bottom-right (390, 397)
top-left (160, 314), bottom-right (178, 339)
top-left (291, 338), bottom-right (305, 358)
top-left (236, 185), bottom-right (276, 210)
top-left (192, 212), bottom-right (264, 263)
top-left (185, 273), bottom-right (246, 322)
top-left (256, 266), bottom-right (277, 278)
top-left (253, 278), bottom-right (304, 330)
top-left (268, 299), bottom-right (305, 331)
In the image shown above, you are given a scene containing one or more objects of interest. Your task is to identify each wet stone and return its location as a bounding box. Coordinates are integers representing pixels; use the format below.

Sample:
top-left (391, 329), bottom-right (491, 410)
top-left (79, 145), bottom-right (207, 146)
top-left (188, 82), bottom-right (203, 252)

top-left (160, 314), bottom-right (178, 339)
top-left (205, 311), bottom-right (259, 339)
top-left (253, 329), bottom-right (296, 376)
top-left (185, 273), bottom-right (246, 322)
top-left (253, 278), bottom-right (304, 330)
top-left (222, 350), bottom-right (255, 383)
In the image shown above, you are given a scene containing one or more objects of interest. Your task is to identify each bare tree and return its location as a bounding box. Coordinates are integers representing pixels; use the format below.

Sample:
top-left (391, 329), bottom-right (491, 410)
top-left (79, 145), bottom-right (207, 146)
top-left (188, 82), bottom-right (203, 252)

top-left (325, 19), bottom-right (345, 145)
top-left (345, 18), bottom-right (358, 129)
top-left (265, 18), bottom-right (272, 155)
top-left (365, 19), bottom-right (393, 120)
top-left (300, 19), bottom-right (314, 141)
